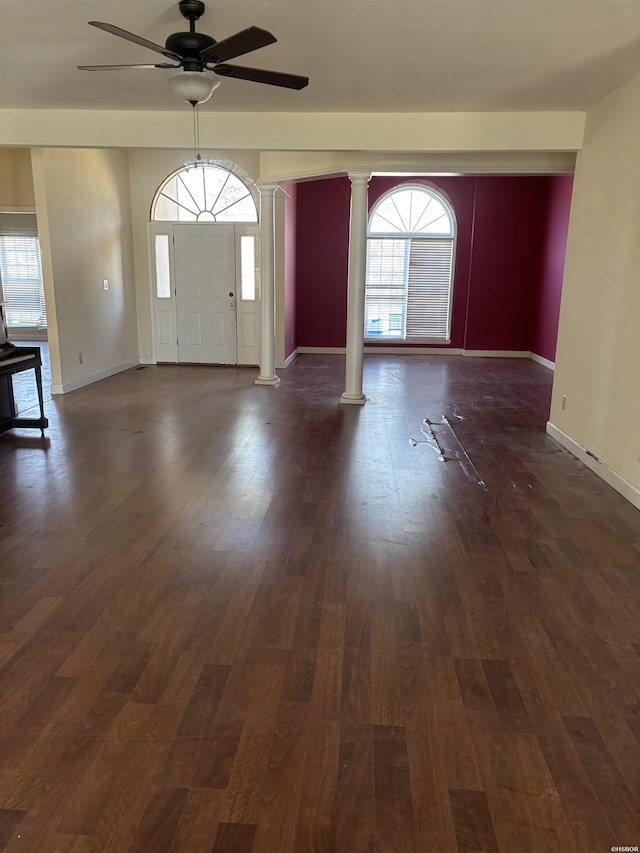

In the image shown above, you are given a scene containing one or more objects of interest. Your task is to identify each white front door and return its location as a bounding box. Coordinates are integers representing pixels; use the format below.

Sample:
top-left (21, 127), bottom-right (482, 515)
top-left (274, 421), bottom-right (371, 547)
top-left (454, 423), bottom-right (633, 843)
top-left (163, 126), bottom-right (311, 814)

top-left (174, 224), bottom-right (237, 364)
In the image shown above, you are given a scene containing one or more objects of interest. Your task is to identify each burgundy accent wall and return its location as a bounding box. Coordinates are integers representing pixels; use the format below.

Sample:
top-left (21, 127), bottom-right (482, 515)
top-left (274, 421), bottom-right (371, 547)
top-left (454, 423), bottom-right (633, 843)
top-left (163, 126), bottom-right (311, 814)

top-left (283, 182), bottom-right (298, 359)
top-left (463, 177), bottom-right (550, 351)
top-left (295, 177), bottom-right (350, 347)
top-left (294, 174), bottom-right (571, 354)
top-left (531, 175), bottom-right (573, 362)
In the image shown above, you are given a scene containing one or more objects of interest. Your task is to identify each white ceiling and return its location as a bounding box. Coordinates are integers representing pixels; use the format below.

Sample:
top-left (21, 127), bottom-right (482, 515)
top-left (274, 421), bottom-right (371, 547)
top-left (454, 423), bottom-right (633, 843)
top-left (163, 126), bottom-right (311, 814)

top-left (1, 0), bottom-right (639, 114)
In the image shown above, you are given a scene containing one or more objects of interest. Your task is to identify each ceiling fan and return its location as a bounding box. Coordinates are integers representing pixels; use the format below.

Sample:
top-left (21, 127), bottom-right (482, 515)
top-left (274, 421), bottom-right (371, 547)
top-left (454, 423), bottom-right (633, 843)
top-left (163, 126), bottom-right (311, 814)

top-left (78, 0), bottom-right (309, 105)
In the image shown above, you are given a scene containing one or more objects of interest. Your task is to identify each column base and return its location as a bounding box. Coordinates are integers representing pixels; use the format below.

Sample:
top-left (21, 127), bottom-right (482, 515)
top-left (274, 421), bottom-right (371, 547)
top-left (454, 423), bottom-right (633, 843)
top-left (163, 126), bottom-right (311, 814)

top-left (340, 392), bottom-right (366, 405)
top-left (255, 375), bottom-right (281, 387)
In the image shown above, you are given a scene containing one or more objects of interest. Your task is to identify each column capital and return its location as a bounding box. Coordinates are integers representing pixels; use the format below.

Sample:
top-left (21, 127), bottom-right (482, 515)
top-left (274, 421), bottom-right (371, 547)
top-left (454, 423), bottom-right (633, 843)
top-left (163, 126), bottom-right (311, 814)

top-left (257, 182), bottom-right (279, 195)
top-left (347, 171), bottom-right (371, 185)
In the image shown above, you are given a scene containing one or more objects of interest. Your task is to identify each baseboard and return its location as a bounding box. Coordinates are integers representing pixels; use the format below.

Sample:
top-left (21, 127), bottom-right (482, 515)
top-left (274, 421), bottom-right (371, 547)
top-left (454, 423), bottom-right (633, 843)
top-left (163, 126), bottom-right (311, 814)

top-left (529, 352), bottom-right (555, 370)
top-left (295, 347), bottom-right (554, 368)
top-left (277, 348), bottom-right (298, 369)
top-left (298, 346), bottom-right (347, 355)
top-left (365, 346), bottom-right (463, 355)
top-left (546, 421), bottom-right (640, 511)
top-left (139, 356), bottom-right (156, 365)
top-left (462, 349), bottom-right (530, 359)
top-left (51, 359), bottom-right (139, 395)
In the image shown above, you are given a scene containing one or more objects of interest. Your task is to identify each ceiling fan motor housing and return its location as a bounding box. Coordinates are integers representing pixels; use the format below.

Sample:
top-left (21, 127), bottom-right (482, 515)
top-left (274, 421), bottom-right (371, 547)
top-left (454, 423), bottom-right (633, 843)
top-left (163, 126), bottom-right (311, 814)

top-left (165, 31), bottom-right (216, 70)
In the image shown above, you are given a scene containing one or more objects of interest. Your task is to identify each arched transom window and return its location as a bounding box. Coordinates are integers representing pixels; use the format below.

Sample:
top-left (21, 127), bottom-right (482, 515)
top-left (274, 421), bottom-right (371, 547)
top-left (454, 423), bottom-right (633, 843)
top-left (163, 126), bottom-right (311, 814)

top-left (151, 163), bottom-right (258, 223)
top-left (366, 185), bottom-right (456, 342)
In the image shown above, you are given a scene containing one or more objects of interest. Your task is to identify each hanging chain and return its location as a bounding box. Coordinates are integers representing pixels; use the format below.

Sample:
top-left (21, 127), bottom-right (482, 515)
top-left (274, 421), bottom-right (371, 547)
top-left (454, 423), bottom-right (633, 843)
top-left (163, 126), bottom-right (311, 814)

top-left (191, 103), bottom-right (202, 164)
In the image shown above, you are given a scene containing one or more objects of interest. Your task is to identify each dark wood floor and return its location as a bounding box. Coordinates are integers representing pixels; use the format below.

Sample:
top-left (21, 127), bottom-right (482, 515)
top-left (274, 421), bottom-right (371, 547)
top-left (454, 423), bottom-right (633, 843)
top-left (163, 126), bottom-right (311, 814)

top-left (0, 354), bottom-right (638, 853)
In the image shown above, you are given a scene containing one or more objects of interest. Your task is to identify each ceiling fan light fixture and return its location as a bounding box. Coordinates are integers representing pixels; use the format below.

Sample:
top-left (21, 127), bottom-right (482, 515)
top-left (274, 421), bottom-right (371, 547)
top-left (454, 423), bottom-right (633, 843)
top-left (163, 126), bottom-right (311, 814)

top-left (168, 70), bottom-right (220, 104)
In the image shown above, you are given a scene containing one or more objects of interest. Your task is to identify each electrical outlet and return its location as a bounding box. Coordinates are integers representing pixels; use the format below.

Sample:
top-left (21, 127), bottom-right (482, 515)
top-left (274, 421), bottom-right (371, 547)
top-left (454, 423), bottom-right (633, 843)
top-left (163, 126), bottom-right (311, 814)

top-left (103, 279), bottom-right (109, 290)
top-left (78, 352), bottom-right (83, 364)
top-left (561, 395), bottom-right (566, 410)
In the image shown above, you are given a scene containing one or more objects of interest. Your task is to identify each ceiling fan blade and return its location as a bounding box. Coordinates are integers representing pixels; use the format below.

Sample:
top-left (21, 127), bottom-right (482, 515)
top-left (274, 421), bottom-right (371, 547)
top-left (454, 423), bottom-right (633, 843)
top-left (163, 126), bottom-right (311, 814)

top-left (78, 63), bottom-right (179, 71)
top-left (200, 27), bottom-right (277, 63)
top-left (213, 64), bottom-right (309, 90)
top-left (88, 21), bottom-right (182, 61)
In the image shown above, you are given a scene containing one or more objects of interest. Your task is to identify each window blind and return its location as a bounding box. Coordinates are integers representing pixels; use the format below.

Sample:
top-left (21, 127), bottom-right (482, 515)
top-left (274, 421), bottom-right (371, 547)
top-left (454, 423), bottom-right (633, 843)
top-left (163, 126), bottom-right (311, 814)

top-left (365, 236), bottom-right (454, 340)
top-left (405, 238), bottom-right (454, 340)
top-left (365, 239), bottom-right (408, 337)
top-left (0, 233), bottom-right (47, 329)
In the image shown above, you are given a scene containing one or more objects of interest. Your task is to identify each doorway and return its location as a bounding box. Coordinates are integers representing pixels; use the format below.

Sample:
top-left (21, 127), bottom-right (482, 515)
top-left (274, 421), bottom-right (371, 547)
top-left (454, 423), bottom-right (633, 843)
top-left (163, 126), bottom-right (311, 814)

top-left (150, 221), bottom-right (260, 366)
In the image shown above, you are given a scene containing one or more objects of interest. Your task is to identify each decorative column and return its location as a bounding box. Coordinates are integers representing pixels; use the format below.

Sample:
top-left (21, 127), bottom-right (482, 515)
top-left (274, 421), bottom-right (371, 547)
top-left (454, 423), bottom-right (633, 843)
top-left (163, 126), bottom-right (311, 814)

top-left (340, 171), bottom-right (371, 405)
top-left (255, 182), bottom-right (280, 386)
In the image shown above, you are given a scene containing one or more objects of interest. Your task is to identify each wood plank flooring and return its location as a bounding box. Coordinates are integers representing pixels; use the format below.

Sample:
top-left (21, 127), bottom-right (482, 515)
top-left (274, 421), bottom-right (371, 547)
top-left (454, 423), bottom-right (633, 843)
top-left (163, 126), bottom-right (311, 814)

top-left (0, 354), bottom-right (638, 852)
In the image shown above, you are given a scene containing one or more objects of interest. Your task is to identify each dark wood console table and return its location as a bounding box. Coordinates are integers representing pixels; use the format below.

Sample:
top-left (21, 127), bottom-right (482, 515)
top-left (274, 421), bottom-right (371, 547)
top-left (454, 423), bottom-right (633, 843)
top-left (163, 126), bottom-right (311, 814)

top-left (0, 346), bottom-right (49, 436)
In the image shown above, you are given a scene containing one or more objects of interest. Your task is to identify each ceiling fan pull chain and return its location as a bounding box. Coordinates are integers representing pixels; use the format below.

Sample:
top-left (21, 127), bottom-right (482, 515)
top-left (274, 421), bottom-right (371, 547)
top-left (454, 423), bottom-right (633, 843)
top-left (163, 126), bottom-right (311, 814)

top-left (191, 102), bottom-right (203, 163)
top-left (192, 103), bottom-right (197, 162)
top-left (196, 103), bottom-right (201, 162)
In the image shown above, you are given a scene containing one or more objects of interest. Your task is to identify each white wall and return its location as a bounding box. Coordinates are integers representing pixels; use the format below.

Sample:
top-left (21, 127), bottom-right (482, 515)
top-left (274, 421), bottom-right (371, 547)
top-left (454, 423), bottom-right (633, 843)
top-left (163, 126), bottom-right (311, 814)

top-left (0, 148), bottom-right (35, 210)
top-left (549, 72), bottom-right (640, 508)
top-left (127, 148), bottom-right (261, 360)
top-left (31, 148), bottom-right (138, 392)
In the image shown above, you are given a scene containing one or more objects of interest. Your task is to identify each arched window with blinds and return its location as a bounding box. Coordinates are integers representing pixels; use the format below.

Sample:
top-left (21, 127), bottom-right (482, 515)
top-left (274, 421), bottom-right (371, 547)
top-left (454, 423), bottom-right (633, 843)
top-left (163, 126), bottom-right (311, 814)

top-left (365, 185), bottom-right (456, 342)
